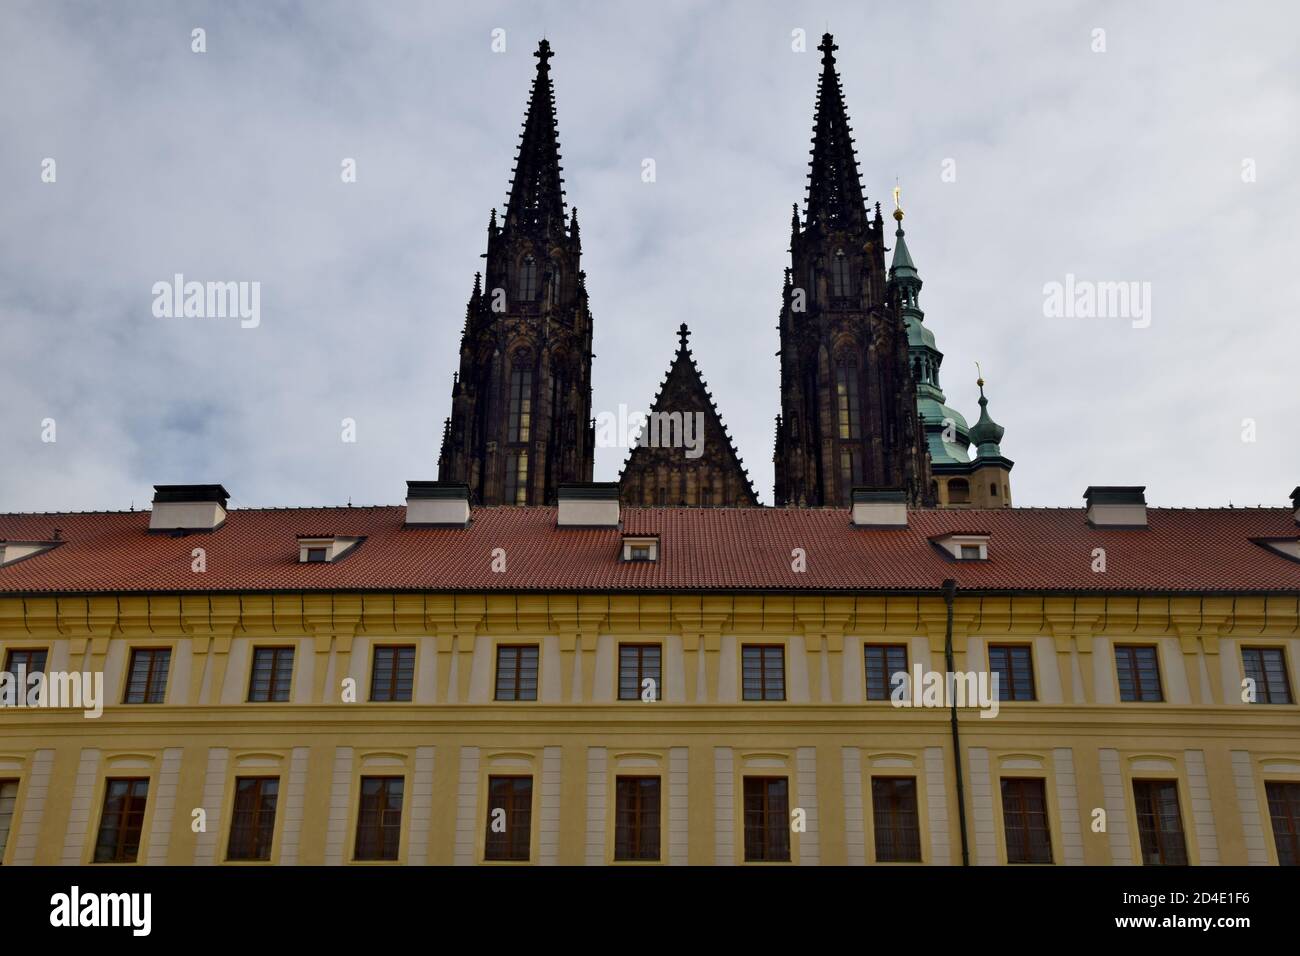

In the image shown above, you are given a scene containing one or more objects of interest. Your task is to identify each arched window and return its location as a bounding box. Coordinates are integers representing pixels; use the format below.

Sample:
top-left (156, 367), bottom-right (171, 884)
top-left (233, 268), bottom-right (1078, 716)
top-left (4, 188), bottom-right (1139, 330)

top-left (836, 360), bottom-right (860, 439)
top-left (831, 249), bottom-right (851, 297)
top-left (948, 478), bottom-right (970, 505)
top-left (518, 256), bottom-right (538, 301)
top-left (546, 262), bottom-right (561, 308)
top-left (507, 365), bottom-right (532, 443)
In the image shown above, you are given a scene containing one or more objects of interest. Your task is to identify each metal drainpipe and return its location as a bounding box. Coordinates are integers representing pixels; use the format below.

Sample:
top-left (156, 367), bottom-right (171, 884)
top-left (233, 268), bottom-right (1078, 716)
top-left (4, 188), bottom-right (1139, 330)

top-left (943, 578), bottom-right (971, 866)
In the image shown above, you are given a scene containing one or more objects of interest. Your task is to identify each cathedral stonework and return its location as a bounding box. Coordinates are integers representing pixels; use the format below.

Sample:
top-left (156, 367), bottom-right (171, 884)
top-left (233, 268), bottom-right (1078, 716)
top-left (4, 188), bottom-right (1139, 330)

top-left (439, 35), bottom-right (1008, 509)
top-left (437, 40), bottom-right (595, 505)
top-left (773, 34), bottom-right (932, 508)
top-left (617, 324), bottom-right (759, 508)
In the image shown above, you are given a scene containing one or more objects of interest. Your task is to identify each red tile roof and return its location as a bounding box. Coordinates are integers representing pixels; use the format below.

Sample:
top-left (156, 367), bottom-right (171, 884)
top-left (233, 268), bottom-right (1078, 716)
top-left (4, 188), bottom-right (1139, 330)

top-left (1, 506), bottom-right (1298, 595)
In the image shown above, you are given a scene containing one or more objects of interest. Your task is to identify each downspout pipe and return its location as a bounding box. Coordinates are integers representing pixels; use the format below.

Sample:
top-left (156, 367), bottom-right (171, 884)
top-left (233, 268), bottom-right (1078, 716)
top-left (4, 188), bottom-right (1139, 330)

top-left (943, 578), bottom-right (971, 866)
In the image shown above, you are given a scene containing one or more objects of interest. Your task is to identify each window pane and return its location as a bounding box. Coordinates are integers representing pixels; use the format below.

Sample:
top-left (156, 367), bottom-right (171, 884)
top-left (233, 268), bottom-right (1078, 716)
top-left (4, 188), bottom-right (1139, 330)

top-left (618, 645), bottom-right (661, 701)
top-left (370, 645), bottom-right (415, 702)
top-left (743, 777), bottom-right (790, 861)
top-left (1132, 780), bottom-right (1187, 865)
top-left (1266, 781), bottom-right (1300, 866)
top-left (3, 648), bottom-right (48, 679)
top-left (0, 780), bottom-right (18, 862)
top-left (93, 778), bottom-right (149, 863)
top-left (354, 776), bottom-right (403, 861)
top-left (227, 777), bottom-right (279, 861)
top-left (614, 777), bottom-right (661, 861)
top-left (1115, 645), bottom-right (1163, 702)
top-left (872, 777), bottom-right (921, 862)
top-left (1242, 648), bottom-right (1294, 704)
top-left (485, 776), bottom-right (533, 861)
top-left (124, 648), bottom-right (171, 704)
top-left (989, 645), bottom-right (1035, 701)
top-left (1001, 778), bottom-right (1052, 864)
top-left (742, 645), bottom-right (785, 701)
top-left (249, 647), bottom-right (294, 702)
top-left (495, 645), bottom-right (539, 701)
top-left (866, 644), bottom-right (908, 701)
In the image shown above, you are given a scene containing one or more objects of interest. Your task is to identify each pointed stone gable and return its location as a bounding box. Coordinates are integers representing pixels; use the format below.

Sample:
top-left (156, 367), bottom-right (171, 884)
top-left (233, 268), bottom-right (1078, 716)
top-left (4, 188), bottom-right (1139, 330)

top-left (618, 324), bottom-right (759, 508)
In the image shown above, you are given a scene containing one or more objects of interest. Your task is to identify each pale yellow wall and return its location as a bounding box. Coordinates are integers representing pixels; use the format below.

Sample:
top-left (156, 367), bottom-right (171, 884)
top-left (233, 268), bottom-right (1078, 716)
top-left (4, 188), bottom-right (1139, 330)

top-left (0, 593), bottom-right (1297, 866)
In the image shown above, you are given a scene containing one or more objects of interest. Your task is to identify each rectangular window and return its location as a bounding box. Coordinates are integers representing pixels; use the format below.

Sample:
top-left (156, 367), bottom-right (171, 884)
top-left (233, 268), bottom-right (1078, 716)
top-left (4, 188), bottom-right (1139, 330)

top-left (743, 776), bottom-right (790, 862)
top-left (494, 645), bottom-right (539, 701)
top-left (369, 645), bottom-right (415, 702)
top-left (353, 776), bottom-right (403, 862)
top-left (1114, 645), bottom-right (1163, 702)
top-left (988, 644), bottom-right (1036, 701)
top-left (226, 777), bottom-right (279, 862)
top-left (2, 647), bottom-right (47, 679)
top-left (618, 644), bottom-right (661, 701)
top-left (93, 778), bottom-right (149, 863)
top-left (628, 544), bottom-right (651, 561)
top-left (871, 777), bottom-right (921, 862)
top-left (1241, 647), bottom-right (1293, 704)
top-left (248, 646), bottom-right (294, 702)
top-left (865, 644), bottom-right (908, 701)
top-left (836, 363), bottom-right (860, 439)
top-left (0, 780), bottom-right (18, 863)
top-left (508, 368), bottom-right (533, 443)
top-left (1266, 781), bottom-right (1300, 866)
top-left (959, 545), bottom-right (982, 560)
top-left (1001, 778), bottom-right (1053, 864)
top-left (503, 451), bottom-right (529, 505)
top-left (614, 776), bottom-right (661, 862)
top-left (306, 547), bottom-right (328, 563)
top-left (839, 448), bottom-right (863, 490)
top-left (485, 776), bottom-right (533, 862)
top-left (742, 644), bottom-right (786, 701)
top-left (1132, 779), bottom-right (1188, 865)
top-left (123, 648), bottom-right (171, 704)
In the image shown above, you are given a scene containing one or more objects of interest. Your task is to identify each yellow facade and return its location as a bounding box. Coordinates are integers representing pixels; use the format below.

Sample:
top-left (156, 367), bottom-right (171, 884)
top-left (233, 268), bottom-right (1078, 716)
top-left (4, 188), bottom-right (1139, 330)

top-left (1, 592), bottom-right (1298, 865)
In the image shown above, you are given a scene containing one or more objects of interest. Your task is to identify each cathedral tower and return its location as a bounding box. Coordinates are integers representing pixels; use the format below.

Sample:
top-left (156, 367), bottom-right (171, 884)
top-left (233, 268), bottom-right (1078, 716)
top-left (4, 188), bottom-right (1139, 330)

top-left (438, 40), bottom-right (595, 504)
top-left (773, 34), bottom-right (932, 507)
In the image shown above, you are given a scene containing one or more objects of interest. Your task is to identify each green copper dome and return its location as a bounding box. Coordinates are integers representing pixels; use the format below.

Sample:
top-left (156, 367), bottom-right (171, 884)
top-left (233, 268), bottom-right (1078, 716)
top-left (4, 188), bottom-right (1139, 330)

top-left (968, 378), bottom-right (1006, 457)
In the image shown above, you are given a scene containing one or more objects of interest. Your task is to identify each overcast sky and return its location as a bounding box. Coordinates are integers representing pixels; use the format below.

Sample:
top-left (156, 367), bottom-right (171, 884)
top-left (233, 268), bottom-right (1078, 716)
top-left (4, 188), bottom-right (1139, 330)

top-left (2, 0), bottom-right (1297, 513)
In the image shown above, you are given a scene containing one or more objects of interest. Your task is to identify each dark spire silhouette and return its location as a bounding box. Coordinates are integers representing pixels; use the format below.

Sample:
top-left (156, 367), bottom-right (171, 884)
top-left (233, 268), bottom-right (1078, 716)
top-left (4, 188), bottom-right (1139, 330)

top-left (504, 39), bottom-right (566, 234)
top-left (803, 34), bottom-right (867, 232)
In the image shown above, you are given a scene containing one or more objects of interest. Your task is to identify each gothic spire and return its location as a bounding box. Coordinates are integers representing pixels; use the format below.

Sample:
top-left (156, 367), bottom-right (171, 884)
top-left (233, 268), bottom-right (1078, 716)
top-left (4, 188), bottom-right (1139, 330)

top-left (803, 33), bottom-right (867, 232)
top-left (504, 39), bottom-right (566, 234)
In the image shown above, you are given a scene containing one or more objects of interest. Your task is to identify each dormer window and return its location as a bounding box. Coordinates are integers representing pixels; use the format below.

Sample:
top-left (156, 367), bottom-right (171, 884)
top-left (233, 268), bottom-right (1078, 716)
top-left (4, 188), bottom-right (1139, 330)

top-left (931, 533), bottom-right (990, 561)
top-left (0, 539), bottom-right (61, 568)
top-left (297, 535), bottom-right (363, 564)
top-left (622, 534), bottom-right (660, 563)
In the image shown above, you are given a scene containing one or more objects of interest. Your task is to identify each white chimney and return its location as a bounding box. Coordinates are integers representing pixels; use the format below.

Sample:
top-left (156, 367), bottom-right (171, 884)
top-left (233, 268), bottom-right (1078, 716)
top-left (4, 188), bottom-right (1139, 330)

top-left (1084, 486), bottom-right (1147, 527)
top-left (149, 484), bottom-right (229, 532)
top-left (405, 481), bottom-right (470, 527)
top-left (851, 489), bottom-right (908, 528)
top-left (558, 483), bottom-right (620, 527)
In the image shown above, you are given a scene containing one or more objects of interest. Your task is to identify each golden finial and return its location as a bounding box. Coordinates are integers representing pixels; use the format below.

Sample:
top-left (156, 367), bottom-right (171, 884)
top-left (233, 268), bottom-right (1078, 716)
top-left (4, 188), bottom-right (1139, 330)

top-left (975, 361), bottom-right (985, 389)
top-left (892, 181), bottom-right (903, 222)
